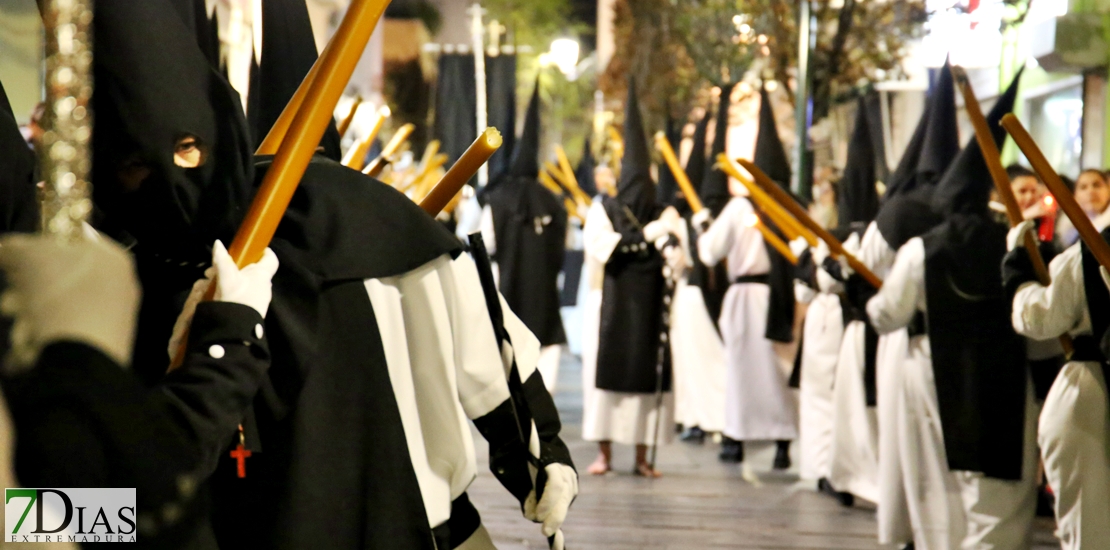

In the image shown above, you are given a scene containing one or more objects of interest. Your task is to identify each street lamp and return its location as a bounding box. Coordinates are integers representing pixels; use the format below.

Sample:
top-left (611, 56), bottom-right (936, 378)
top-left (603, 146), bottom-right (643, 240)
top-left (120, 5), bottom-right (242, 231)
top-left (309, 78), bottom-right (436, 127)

top-left (549, 37), bottom-right (581, 80)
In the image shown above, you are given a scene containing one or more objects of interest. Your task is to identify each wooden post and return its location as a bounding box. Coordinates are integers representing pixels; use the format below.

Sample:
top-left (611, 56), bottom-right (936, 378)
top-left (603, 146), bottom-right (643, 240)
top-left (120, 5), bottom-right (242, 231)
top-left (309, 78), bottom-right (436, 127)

top-left (1002, 114), bottom-right (1110, 273)
top-left (953, 68), bottom-right (1072, 355)
top-left (737, 158), bottom-right (883, 288)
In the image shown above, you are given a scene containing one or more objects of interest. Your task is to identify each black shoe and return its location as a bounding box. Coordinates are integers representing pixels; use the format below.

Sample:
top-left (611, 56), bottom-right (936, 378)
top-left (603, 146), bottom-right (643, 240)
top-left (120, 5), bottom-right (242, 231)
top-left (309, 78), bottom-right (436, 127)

top-left (675, 423), bottom-right (684, 434)
top-left (818, 477), bottom-right (854, 507)
top-left (680, 426), bottom-right (706, 444)
top-left (836, 491), bottom-right (855, 507)
top-left (772, 440), bottom-right (791, 470)
top-left (718, 438), bottom-right (743, 463)
top-left (901, 544), bottom-right (914, 550)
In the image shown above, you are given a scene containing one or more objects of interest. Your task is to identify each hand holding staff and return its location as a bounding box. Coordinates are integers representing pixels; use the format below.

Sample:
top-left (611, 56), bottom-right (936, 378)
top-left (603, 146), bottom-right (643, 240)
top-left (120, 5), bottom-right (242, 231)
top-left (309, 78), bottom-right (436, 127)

top-left (716, 155), bottom-right (816, 246)
top-left (1002, 115), bottom-right (1110, 274)
top-left (419, 128), bottom-right (502, 216)
top-left (736, 158), bottom-right (884, 288)
top-left (953, 67), bottom-right (1072, 354)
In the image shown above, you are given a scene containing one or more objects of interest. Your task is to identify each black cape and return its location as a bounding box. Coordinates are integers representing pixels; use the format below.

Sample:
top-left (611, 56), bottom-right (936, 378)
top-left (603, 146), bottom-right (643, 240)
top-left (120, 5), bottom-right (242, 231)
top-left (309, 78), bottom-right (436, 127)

top-left (921, 215), bottom-right (1027, 479)
top-left (0, 80), bottom-right (38, 234)
top-left (752, 86), bottom-right (795, 343)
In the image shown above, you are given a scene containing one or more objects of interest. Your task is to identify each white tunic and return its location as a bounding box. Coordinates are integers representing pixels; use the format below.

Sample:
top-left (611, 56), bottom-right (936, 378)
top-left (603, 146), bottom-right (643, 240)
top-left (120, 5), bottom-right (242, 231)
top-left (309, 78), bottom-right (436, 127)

top-left (1011, 243), bottom-right (1110, 550)
top-left (580, 201), bottom-right (675, 446)
top-left (365, 252), bottom-right (535, 530)
top-left (796, 282), bottom-right (843, 481)
top-left (698, 197), bottom-right (798, 442)
top-left (869, 238), bottom-right (1039, 550)
top-left (828, 224), bottom-right (888, 503)
top-left (669, 221), bottom-right (727, 433)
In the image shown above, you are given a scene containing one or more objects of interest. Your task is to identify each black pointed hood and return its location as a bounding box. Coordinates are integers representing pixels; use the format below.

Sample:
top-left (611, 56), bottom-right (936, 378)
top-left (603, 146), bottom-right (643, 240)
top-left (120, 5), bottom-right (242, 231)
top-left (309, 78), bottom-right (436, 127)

top-left (575, 138), bottom-right (598, 197)
top-left (508, 82), bottom-right (541, 178)
top-left (701, 83), bottom-right (737, 215)
top-left (754, 85), bottom-right (792, 190)
top-left (248, 0), bottom-right (342, 160)
top-left (686, 109), bottom-right (710, 198)
top-left (884, 61), bottom-right (958, 199)
top-left (657, 114), bottom-right (682, 208)
top-left (0, 78), bottom-right (38, 233)
top-left (838, 96), bottom-right (881, 229)
top-left (616, 77), bottom-right (656, 213)
top-left (91, 0), bottom-right (255, 261)
top-left (930, 67), bottom-right (1023, 216)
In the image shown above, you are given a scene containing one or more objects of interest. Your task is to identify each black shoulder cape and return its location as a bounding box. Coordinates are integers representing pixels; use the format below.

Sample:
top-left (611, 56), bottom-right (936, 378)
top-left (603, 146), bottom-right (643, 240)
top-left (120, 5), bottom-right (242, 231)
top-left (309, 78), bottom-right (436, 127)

top-left (595, 196), bottom-right (671, 394)
top-left (921, 214), bottom-right (1027, 480)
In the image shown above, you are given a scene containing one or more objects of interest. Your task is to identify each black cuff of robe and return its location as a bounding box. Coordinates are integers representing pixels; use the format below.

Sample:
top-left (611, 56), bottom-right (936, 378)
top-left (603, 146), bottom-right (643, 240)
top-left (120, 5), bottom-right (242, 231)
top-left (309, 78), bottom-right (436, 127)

top-left (794, 249), bottom-right (817, 289)
top-left (846, 274), bottom-right (878, 313)
top-left (473, 399), bottom-right (535, 505)
top-left (613, 233), bottom-right (651, 257)
top-left (186, 302), bottom-right (269, 358)
top-left (1001, 247), bottom-right (1038, 304)
top-left (821, 256), bottom-right (845, 282)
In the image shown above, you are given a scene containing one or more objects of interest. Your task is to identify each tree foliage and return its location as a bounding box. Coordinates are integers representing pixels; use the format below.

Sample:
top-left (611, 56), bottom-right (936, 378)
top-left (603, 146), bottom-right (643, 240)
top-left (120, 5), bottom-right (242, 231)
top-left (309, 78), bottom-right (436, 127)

top-left (603, 0), bottom-right (926, 126)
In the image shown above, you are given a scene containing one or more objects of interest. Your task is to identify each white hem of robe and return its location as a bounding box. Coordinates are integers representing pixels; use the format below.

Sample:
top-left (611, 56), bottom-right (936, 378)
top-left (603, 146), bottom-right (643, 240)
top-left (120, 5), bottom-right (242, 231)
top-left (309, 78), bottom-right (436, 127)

top-left (798, 292), bottom-right (842, 481)
top-left (828, 320), bottom-right (879, 503)
top-left (670, 279), bottom-right (726, 433)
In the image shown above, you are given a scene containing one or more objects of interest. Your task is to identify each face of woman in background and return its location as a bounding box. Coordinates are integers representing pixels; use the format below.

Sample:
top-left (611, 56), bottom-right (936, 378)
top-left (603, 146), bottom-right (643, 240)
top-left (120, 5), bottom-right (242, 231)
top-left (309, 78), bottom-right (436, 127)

top-left (1011, 175), bottom-right (1046, 213)
top-left (1075, 171), bottom-right (1110, 216)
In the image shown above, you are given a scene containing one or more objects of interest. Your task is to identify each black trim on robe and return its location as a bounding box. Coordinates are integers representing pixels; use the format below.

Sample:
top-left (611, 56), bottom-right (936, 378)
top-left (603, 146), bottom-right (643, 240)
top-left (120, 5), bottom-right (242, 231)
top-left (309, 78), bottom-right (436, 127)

top-left (758, 210), bottom-right (796, 343)
top-left (922, 215), bottom-right (1027, 480)
top-left (686, 217), bottom-right (728, 333)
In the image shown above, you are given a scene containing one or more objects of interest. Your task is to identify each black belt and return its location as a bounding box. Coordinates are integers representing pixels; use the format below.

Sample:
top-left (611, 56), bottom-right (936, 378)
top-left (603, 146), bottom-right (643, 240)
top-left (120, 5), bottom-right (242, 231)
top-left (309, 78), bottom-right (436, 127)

top-left (907, 311), bottom-right (928, 338)
top-left (1070, 335), bottom-right (1106, 363)
top-left (733, 274), bottom-right (770, 285)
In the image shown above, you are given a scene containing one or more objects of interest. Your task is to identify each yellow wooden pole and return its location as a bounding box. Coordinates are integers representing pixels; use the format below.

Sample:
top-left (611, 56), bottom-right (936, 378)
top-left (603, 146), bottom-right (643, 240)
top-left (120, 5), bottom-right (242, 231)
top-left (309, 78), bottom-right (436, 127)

top-left (717, 155), bottom-right (816, 245)
top-left (336, 95), bottom-right (363, 137)
top-left (342, 105), bottom-right (390, 170)
top-left (364, 123), bottom-right (415, 178)
top-left (737, 158), bottom-right (883, 288)
top-left (654, 131), bottom-right (705, 213)
top-left (420, 128), bottom-right (502, 215)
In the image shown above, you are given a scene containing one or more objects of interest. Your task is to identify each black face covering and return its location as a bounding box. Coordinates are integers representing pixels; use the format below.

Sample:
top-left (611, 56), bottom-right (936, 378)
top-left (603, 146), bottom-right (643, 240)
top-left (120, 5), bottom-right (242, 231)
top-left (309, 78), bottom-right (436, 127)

top-left (92, 0), bottom-right (254, 260)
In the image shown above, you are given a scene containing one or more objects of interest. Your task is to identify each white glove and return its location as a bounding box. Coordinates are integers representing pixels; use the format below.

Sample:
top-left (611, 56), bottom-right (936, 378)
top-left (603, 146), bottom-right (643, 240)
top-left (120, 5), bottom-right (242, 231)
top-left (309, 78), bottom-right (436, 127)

top-left (838, 232), bottom-right (861, 277)
top-left (523, 463), bottom-right (578, 538)
top-left (166, 240), bottom-right (279, 360)
top-left (788, 236), bottom-right (809, 258)
top-left (691, 209), bottom-right (712, 232)
top-left (658, 205), bottom-right (681, 229)
top-left (643, 219), bottom-right (670, 243)
top-left (0, 234), bottom-right (140, 371)
top-left (211, 240), bottom-right (280, 317)
top-left (1007, 219), bottom-right (1036, 252)
top-left (812, 238), bottom-right (831, 265)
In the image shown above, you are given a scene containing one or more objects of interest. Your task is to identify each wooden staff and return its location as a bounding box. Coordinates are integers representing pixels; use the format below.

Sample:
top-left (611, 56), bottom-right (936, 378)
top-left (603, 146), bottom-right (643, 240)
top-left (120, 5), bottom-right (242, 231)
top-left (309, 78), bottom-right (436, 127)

top-left (653, 131), bottom-right (705, 213)
top-left (555, 145), bottom-right (593, 206)
top-left (544, 161), bottom-right (592, 207)
top-left (420, 128), bottom-right (502, 216)
top-left (737, 158), bottom-right (884, 288)
top-left (342, 105), bottom-right (390, 170)
top-left (170, 0), bottom-right (391, 371)
top-left (1002, 114), bottom-right (1110, 274)
top-left (717, 155), bottom-right (816, 245)
top-left (256, 38), bottom-right (335, 155)
top-left (364, 123), bottom-right (415, 178)
top-left (336, 95), bottom-right (363, 137)
top-left (953, 69), bottom-right (1073, 355)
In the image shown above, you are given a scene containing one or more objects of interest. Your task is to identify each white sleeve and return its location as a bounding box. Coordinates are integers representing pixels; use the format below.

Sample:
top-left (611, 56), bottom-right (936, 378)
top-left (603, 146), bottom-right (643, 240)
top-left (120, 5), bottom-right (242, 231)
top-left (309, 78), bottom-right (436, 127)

top-left (698, 198), bottom-right (744, 266)
top-left (479, 204), bottom-right (496, 256)
top-left (867, 237), bottom-right (926, 335)
top-left (1012, 243), bottom-right (1088, 340)
top-left (454, 194), bottom-right (484, 241)
top-left (795, 281), bottom-right (817, 305)
top-left (499, 294), bottom-right (541, 381)
top-left (858, 220), bottom-right (897, 276)
top-left (442, 254), bottom-right (512, 419)
top-left (583, 201), bottom-right (621, 265)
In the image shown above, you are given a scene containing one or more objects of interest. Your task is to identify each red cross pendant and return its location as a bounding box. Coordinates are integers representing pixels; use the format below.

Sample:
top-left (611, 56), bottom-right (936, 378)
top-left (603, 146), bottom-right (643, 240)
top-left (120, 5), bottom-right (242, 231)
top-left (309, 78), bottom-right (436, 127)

top-left (230, 444), bottom-right (251, 478)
